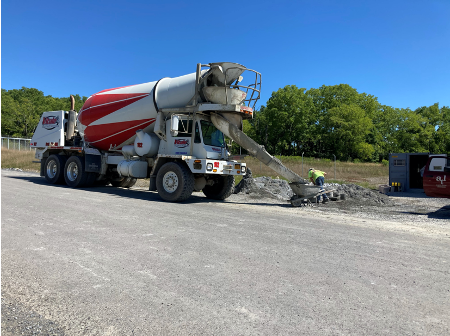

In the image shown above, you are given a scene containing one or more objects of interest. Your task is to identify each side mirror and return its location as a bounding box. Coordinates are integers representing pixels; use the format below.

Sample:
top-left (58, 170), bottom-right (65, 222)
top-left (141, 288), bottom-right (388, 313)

top-left (170, 115), bottom-right (179, 137)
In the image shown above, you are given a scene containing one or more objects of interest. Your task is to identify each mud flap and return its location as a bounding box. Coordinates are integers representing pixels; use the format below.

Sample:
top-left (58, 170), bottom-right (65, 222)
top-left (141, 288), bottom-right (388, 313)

top-left (85, 154), bottom-right (101, 173)
top-left (149, 175), bottom-right (157, 191)
top-left (40, 160), bottom-right (45, 177)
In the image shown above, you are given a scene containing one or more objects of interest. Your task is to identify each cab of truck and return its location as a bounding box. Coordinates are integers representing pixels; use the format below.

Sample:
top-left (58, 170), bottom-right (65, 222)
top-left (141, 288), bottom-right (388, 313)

top-left (423, 155), bottom-right (450, 198)
top-left (162, 115), bottom-right (227, 160)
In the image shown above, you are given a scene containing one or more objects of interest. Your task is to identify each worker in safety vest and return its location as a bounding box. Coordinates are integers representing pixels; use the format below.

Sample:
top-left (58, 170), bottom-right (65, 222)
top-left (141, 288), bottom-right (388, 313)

top-left (308, 168), bottom-right (329, 203)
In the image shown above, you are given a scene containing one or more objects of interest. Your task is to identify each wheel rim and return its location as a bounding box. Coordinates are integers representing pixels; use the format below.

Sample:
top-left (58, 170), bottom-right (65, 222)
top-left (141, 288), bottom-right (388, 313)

top-left (66, 162), bottom-right (79, 182)
top-left (46, 160), bottom-right (57, 178)
top-left (162, 171), bottom-right (178, 193)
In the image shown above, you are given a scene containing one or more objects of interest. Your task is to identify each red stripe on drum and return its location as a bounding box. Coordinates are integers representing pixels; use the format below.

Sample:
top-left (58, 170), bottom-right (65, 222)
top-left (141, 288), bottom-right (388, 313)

top-left (79, 93), bottom-right (149, 126)
top-left (84, 118), bottom-right (155, 151)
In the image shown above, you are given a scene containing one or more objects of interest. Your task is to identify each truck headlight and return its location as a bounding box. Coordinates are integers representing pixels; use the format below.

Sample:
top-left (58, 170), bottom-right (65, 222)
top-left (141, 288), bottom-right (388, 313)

top-left (241, 166), bottom-right (246, 173)
top-left (207, 163), bottom-right (213, 171)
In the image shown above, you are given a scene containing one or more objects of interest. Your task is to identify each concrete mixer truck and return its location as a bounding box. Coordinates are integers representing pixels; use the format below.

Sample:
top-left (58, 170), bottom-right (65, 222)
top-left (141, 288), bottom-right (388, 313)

top-left (31, 62), bottom-right (309, 202)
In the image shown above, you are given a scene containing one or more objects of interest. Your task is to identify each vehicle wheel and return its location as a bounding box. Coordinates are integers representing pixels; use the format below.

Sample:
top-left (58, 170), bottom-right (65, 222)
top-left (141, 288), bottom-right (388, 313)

top-left (44, 155), bottom-right (67, 184)
top-left (125, 178), bottom-right (137, 188)
top-left (156, 162), bottom-right (194, 202)
top-left (64, 156), bottom-right (89, 188)
top-left (110, 177), bottom-right (136, 188)
top-left (203, 175), bottom-right (235, 200)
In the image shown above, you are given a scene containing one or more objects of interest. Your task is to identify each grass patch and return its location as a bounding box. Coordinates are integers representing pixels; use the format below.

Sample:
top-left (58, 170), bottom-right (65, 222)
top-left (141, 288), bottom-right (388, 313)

top-left (1, 148), bottom-right (40, 172)
top-left (240, 156), bottom-right (388, 190)
top-left (1, 149), bottom-right (388, 190)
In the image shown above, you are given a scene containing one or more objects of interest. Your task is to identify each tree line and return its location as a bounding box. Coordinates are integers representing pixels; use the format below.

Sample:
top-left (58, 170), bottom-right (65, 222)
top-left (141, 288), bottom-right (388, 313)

top-left (1, 87), bottom-right (87, 139)
top-left (241, 84), bottom-right (449, 161)
top-left (2, 85), bottom-right (449, 162)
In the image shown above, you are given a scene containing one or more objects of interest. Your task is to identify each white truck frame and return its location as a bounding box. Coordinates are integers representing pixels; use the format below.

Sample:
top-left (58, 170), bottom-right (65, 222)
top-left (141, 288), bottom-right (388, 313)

top-left (31, 63), bottom-right (262, 202)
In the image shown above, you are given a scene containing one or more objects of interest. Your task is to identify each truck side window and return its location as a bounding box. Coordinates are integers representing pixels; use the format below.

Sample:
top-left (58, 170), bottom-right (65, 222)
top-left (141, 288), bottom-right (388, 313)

top-left (175, 119), bottom-right (193, 137)
top-left (194, 122), bottom-right (201, 143)
top-left (429, 157), bottom-right (446, 171)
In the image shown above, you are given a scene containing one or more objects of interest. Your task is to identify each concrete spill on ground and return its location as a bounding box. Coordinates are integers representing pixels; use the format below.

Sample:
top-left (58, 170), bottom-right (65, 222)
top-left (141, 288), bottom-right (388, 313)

top-left (234, 169), bottom-right (393, 206)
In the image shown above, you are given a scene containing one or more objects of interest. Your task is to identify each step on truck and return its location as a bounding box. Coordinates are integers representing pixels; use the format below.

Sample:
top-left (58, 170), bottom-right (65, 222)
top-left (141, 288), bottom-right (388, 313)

top-left (31, 62), bottom-right (309, 202)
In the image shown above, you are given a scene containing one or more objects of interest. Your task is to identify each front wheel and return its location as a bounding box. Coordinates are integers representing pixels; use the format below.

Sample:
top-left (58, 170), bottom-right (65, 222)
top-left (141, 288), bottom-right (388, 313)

top-left (156, 162), bottom-right (194, 202)
top-left (203, 175), bottom-right (235, 200)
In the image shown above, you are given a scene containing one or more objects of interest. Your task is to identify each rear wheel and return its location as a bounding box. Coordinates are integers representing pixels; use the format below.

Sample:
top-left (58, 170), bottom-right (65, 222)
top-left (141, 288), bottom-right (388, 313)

top-left (44, 155), bottom-right (67, 184)
top-left (203, 175), bottom-right (235, 200)
top-left (156, 162), bottom-right (194, 202)
top-left (64, 156), bottom-right (89, 188)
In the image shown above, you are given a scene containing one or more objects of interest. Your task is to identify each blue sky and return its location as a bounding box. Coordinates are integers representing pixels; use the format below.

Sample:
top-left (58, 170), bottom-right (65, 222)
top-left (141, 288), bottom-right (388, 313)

top-left (2, 0), bottom-right (449, 110)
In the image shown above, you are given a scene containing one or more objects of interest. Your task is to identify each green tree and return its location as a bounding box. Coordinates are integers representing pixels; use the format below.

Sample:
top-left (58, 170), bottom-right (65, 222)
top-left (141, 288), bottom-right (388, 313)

top-left (395, 108), bottom-right (436, 153)
top-left (1, 87), bottom-right (87, 138)
top-left (254, 85), bottom-right (315, 156)
top-left (1, 92), bottom-right (20, 136)
top-left (370, 104), bottom-right (403, 160)
top-left (322, 104), bottom-right (374, 160)
top-left (306, 84), bottom-right (379, 159)
top-left (435, 106), bottom-right (450, 153)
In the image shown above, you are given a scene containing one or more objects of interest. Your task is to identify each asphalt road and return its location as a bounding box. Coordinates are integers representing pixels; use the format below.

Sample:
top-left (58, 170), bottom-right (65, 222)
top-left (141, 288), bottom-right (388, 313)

top-left (2, 170), bottom-right (449, 335)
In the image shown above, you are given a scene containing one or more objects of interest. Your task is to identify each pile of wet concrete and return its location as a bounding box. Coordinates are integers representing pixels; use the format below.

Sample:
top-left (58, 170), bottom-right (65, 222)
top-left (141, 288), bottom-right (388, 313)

top-left (234, 169), bottom-right (393, 206)
top-left (234, 169), bottom-right (294, 201)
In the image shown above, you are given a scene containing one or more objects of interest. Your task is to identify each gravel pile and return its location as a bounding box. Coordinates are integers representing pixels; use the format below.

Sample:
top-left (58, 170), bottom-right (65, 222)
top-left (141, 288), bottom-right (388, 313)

top-left (232, 173), bottom-right (449, 223)
top-left (234, 169), bottom-right (294, 201)
top-left (325, 183), bottom-right (394, 206)
top-left (235, 172), bottom-right (393, 206)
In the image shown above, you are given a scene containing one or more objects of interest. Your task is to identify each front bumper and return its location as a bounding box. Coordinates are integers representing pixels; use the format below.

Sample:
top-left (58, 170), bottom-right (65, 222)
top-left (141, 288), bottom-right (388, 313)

top-left (185, 159), bottom-right (247, 175)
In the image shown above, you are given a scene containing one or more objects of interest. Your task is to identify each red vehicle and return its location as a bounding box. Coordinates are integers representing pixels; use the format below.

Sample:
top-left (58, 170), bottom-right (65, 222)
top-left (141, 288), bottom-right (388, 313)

top-left (423, 156), bottom-right (450, 198)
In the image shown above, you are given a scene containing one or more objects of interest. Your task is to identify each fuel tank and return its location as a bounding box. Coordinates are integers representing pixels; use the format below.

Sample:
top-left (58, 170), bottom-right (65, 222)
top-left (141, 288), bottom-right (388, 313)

top-left (78, 73), bottom-right (199, 151)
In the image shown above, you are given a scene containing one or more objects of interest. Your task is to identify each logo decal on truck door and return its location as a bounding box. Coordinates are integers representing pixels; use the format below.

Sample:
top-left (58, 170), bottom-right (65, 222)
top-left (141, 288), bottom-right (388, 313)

top-left (174, 139), bottom-right (190, 148)
top-left (437, 175), bottom-right (447, 185)
top-left (42, 116), bottom-right (59, 130)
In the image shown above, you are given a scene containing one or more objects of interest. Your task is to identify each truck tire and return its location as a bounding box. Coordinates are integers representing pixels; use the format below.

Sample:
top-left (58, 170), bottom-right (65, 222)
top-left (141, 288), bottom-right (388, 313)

top-left (156, 162), bottom-right (194, 202)
top-left (125, 178), bottom-right (137, 188)
top-left (203, 175), bottom-right (235, 200)
top-left (64, 156), bottom-right (90, 188)
top-left (110, 177), bottom-right (137, 188)
top-left (44, 155), bottom-right (67, 184)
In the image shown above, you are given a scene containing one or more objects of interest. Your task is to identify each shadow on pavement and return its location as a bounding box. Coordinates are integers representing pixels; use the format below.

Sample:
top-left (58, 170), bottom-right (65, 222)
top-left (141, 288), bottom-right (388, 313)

top-left (6, 174), bottom-right (288, 208)
top-left (400, 205), bottom-right (450, 220)
top-left (386, 191), bottom-right (430, 198)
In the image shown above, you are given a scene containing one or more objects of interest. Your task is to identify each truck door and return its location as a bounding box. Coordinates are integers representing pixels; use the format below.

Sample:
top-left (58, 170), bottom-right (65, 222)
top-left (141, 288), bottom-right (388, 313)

top-left (423, 156), bottom-right (450, 198)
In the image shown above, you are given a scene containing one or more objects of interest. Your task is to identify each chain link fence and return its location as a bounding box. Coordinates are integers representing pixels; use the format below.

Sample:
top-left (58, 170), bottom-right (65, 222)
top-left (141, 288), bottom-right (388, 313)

top-left (1, 137), bottom-right (34, 151)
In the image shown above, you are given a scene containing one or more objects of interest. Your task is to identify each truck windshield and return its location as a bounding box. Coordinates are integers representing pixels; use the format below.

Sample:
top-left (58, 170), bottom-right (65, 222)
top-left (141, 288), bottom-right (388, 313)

top-left (200, 120), bottom-right (225, 147)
